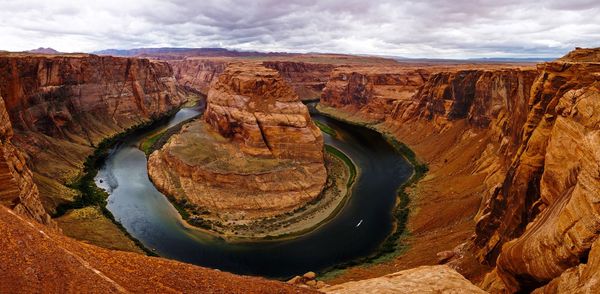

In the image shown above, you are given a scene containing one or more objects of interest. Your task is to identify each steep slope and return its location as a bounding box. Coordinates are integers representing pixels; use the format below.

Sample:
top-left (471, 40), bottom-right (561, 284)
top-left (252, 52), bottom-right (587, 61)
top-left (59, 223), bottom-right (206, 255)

top-left (474, 49), bottom-right (600, 293)
top-left (263, 61), bottom-right (335, 100)
top-left (0, 205), bottom-right (313, 293)
top-left (169, 58), bottom-right (228, 95)
top-left (318, 63), bottom-right (538, 285)
top-left (0, 94), bottom-right (54, 227)
top-left (0, 53), bottom-right (187, 213)
top-left (169, 58), bottom-right (335, 100)
top-left (319, 48), bottom-right (600, 293)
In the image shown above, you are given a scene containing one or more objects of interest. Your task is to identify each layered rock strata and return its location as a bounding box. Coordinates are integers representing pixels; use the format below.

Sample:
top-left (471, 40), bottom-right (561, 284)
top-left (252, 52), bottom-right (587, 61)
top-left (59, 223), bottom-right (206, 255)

top-left (263, 61), bottom-right (335, 100)
top-left (149, 63), bottom-right (326, 222)
top-left (473, 49), bottom-right (600, 293)
top-left (320, 48), bottom-right (600, 293)
top-left (0, 53), bottom-right (187, 212)
top-left (318, 64), bottom-right (538, 285)
top-left (321, 66), bottom-right (432, 121)
top-left (0, 94), bottom-right (54, 227)
top-left (169, 58), bottom-right (228, 95)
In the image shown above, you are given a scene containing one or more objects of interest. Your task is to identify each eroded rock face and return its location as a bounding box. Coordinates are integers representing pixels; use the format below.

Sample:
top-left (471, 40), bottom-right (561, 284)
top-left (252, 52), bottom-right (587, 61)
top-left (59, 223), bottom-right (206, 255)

top-left (320, 48), bottom-right (600, 293)
top-left (321, 66), bottom-right (432, 122)
top-left (473, 51), bottom-right (600, 293)
top-left (149, 63), bottom-right (326, 221)
top-left (0, 94), bottom-right (55, 227)
top-left (263, 61), bottom-right (335, 100)
top-left (169, 58), bottom-right (228, 95)
top-left (204, 63), bottom-right (325, 161)
top-left (0, 53), bottom-right (186, 212)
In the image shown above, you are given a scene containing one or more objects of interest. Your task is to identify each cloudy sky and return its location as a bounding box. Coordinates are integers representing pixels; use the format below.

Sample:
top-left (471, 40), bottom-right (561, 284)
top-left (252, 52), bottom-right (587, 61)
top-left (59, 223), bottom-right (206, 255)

top-left (0, 0), bottom-right (598, 58)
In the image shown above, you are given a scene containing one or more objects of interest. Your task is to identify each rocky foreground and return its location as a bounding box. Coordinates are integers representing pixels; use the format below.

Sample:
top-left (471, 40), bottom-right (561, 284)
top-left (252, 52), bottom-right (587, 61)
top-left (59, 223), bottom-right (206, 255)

top-left (148, 63), bottom-right (327, 224)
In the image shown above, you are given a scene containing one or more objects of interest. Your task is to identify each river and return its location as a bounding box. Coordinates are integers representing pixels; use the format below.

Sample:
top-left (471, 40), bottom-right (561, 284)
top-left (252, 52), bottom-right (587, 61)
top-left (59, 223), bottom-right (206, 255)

top-left (97, 105), bottom-right (413, 279)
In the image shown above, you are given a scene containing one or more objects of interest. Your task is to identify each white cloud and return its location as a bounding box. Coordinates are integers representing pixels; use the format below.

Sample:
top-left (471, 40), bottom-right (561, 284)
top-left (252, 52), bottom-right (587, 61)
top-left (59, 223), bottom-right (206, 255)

top-left (0, 0), bottom-right (598, 58)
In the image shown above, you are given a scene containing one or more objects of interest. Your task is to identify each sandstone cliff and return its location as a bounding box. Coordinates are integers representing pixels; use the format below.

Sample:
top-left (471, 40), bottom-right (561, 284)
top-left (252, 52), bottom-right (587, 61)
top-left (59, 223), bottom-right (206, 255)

top-left (149, 63), bottom-right (326, 223)
top-left (0, 53), bottom-right (187, 212)
top-left (169, 58), bottom-right (335, 101)
top-left (169, 58), bottom-right (228, 95)
top-left (263, 61), bottom-right (335, 100)
top-left (319, 48), bottom-right (600, 293)
top-left (321, 66), bottom-right (432, 121)
top-left (0, 94), bottom-right (54, 227)
top-left (473, 49), bottom-right (600, 293)
top-left (318, 63), bottom-right (538, 286)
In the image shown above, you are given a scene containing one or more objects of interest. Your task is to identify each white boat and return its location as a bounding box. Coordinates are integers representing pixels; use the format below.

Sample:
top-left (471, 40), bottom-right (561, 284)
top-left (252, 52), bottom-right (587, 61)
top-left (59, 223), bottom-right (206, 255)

top-left (356, 219), bottom-right (363, 227)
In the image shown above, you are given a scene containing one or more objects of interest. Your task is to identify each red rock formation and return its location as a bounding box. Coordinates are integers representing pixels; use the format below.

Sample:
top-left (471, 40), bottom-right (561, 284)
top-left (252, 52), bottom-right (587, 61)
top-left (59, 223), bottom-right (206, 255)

top-left (0, 53), bottom-right (187, 212)
top-left (320, 48), bottom-right (600, 293)
top-left (318, 63), bottom-right (538, 287)
top-left (205, 63), bottom-right (324, 161)
top-left (263, 61), bottom-right (335, 100)
top-left (169, 58), bottom-right (228, 95)
top-left (169, 58), bottom-right (335, 100)
top-left (321, 66), bottom-right (431, 121)
top-left (473, 50), bottom-right (600, 293)
top-left (323, 265), bottom-right (486, 293)
top-left (0, 94), bottom-right (54, 227)
top-left (149, 63), bottom-right (326, 222)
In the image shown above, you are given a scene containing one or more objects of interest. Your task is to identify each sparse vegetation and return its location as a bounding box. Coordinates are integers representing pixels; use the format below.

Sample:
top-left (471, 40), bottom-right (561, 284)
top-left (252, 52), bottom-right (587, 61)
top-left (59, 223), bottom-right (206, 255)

top-left (140, 130), bottom-right (167, 155)
top-left (314, 104), bottom-right (429, 278)
top-left (53, 108), bottom-right (180, 256)
top-left (325, 145), bottom-right (356, 188)
top-left (315, 120), bottom-right (337, 137)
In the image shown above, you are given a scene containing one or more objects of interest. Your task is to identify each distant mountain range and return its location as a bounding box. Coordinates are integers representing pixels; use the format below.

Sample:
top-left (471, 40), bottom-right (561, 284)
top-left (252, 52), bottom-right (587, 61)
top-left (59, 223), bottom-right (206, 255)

top-left (391, 56), bottom-right (555, 63)
top-left (26, 47), bottom-right (61, 54)
top-left (92, 47), bottom-right (293, 59)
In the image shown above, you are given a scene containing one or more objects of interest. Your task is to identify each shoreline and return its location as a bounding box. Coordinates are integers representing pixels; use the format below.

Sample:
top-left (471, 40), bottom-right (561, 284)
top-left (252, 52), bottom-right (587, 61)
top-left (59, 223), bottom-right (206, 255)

top-left (313, 103), bottom-right (428, 274)
top-left (142, 135), bottom-right (360, 243)
top-left (52, 107), bottom-right (185, 256)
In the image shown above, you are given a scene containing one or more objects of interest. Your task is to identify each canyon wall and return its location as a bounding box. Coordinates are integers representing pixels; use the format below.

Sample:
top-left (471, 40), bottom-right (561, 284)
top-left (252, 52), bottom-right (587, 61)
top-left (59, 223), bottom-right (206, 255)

top-left (0, 94), bottom-right (54, 227)
top-left (169, 58), bottom-right (228, 95)
top-left (474, 50), bottom-right (600, 293)
top-left (149, 63), bottom-right (326, 222)
top-left (263, 61), bottom-right (335, 100)
top-left (321, 66), bottom-right (432, 121)
top-left (320, 48), bottom-right (600, 293)
top-left (169, 58), bottom-right (335, 100)
top-left (0, 53), bottom-right (187, 212)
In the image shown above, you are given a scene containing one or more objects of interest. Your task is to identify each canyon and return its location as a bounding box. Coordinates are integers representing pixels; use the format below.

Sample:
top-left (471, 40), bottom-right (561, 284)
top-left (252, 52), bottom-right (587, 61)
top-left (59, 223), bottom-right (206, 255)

top-left (0, 47), bottom-right (599, 293)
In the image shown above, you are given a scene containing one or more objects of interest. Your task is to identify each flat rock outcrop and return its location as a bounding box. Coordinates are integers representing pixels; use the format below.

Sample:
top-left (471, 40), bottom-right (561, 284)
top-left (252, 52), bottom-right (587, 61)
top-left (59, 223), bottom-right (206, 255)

top-left (149, 63), bottom-right (326, 222)
top-left (0, 53), bottom-right (187, 212)
top-left (322, 265), bottom-right (486, 293)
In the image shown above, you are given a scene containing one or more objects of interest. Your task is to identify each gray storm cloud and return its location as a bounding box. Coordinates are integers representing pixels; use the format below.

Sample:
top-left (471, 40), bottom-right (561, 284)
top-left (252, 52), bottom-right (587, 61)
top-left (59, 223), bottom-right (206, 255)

top-left (0, 0), bottom-right (598, 58)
